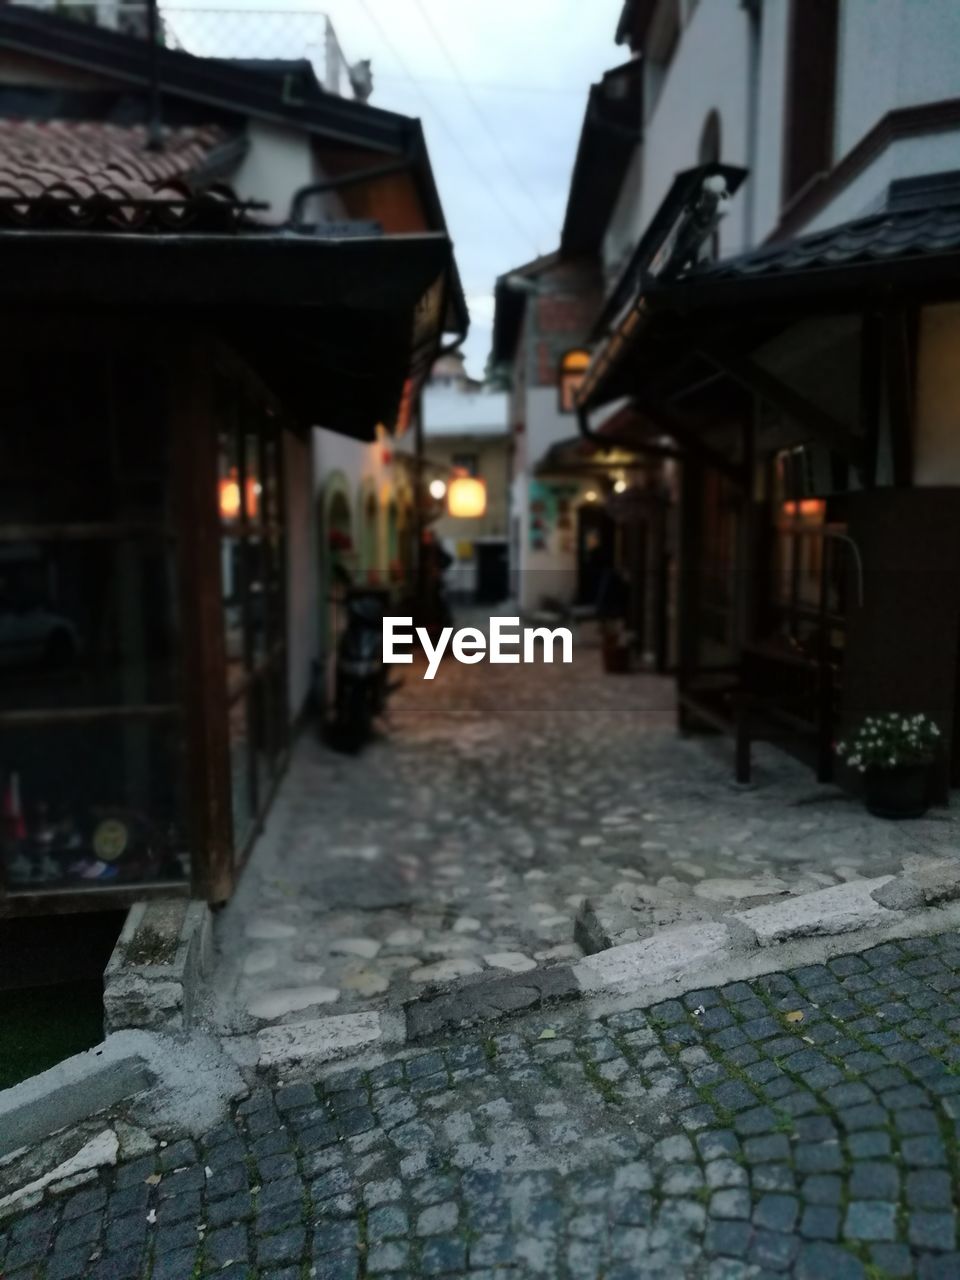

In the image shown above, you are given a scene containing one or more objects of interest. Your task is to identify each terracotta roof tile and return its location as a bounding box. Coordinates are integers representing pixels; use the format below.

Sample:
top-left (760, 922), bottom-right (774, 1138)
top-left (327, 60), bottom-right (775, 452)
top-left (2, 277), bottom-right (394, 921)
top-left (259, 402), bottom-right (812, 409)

top-left (0, 119), bottom-right (243, 228)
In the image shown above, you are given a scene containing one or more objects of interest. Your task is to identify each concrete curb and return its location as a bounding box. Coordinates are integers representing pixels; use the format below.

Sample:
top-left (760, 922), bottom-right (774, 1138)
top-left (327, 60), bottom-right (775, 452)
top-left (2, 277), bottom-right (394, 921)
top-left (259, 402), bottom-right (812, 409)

top-left (0, 1040), bottom-right (154, 1158)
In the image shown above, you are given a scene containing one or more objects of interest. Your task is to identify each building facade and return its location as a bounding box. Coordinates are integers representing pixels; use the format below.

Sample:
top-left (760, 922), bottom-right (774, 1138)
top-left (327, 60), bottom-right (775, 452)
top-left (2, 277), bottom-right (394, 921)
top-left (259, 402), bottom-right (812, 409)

top-left (0, 6), bottom-right (464, 916)
top-left (502, 0), bottom-right (960, 793)
top-left (422, 354), bottom-right (509, 603)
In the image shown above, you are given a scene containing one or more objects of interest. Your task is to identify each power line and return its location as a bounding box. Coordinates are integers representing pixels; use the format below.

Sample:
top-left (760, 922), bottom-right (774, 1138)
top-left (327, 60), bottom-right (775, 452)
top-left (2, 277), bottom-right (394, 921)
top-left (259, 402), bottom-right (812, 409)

top-left (355, 0), bottom-right (546, 252)
top-left (410, 0), bottom-right (556, 236)
top-left (376, 73), bottom-right (587, 98)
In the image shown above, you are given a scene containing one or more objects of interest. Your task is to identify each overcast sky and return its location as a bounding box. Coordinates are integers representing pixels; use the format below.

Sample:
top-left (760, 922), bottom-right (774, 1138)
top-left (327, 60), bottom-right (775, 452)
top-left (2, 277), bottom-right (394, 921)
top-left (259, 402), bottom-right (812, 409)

top-left (164, 0), bottom-right (624, 378)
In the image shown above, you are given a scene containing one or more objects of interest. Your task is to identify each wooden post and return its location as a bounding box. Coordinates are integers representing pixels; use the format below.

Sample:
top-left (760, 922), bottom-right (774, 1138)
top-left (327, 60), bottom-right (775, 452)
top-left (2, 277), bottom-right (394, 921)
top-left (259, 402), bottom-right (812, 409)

top-left (172, 339), bottom-right (234, 905)
top-left (677, 456), bottom-right (703, 729)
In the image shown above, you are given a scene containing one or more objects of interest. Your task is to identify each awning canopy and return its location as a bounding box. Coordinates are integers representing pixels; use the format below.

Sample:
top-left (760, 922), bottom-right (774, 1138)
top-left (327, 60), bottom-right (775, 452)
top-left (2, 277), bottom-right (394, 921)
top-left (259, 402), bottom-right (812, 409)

top-left (0, 228), bottom-right (455, 441)
top-left (579, 191), bottom-right (960, 416)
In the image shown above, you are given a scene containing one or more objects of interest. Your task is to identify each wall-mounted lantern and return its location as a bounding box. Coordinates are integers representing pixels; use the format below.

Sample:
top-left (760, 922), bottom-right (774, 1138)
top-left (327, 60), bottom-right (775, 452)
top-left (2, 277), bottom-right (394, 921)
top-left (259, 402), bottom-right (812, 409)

top-left (448, 475), bottom-right (487, 519)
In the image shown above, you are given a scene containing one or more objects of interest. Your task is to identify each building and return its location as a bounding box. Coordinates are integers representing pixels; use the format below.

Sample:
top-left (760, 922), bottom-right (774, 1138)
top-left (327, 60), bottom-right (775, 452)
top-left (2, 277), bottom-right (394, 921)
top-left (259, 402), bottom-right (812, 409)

top-left (422, 354), bottom-right (509, 603)
top-left (0, 5), bottom-right (465, 917)
top-left (564, 0), bottom-right (960, 793)
top-left (492, 253), bottom-right (607, 613)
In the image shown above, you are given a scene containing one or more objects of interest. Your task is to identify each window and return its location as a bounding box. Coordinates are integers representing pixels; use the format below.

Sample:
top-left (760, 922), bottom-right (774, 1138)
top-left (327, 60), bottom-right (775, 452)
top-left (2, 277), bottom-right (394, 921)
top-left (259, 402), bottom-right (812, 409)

top-left (218, 392), bottom-right (287, 855)
top-left (0, 351), bottom-right (187, 895)
top-left (558, 349), bottom-right (591, 413)
top-left (764, 450), bottom-right (845, 660)
top-left (782, 0), bottom-right (839, 205)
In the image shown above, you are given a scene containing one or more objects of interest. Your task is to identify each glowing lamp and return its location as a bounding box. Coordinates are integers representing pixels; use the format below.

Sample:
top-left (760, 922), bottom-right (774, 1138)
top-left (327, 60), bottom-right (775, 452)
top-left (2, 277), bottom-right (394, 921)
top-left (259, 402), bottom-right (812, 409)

top-left (428, 478), bottom-right (447, 501)
top-left (613, 478), bottom-right (627, 494)
top-left (448, 476), bottom-right (487, 518)
top-left (219, 471), bottom-right (241, 520)
top-left (584, 490), bottom-right (598, 503)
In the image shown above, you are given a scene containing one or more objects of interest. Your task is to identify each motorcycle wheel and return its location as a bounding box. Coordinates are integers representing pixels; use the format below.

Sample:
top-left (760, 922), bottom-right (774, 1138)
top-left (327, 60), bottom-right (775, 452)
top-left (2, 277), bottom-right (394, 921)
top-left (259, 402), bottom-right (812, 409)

top-left (338, 679), bottom-right (371, 753)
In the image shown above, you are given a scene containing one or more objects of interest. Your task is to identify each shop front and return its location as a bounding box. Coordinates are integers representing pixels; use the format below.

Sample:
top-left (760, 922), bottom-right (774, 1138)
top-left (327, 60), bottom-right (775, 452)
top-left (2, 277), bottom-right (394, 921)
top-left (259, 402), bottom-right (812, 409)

top-left (0, 228), bottom-right (457, 918)
top-left (577, 174), bottom-right (960, 793)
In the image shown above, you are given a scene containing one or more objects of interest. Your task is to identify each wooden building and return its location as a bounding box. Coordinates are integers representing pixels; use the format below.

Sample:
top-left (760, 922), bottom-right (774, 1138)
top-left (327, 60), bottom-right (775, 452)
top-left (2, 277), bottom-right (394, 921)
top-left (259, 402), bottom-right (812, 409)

top-left (578, 164), bottom-right (960, 795)
top-left (0, 17), bottom-right (463, 918)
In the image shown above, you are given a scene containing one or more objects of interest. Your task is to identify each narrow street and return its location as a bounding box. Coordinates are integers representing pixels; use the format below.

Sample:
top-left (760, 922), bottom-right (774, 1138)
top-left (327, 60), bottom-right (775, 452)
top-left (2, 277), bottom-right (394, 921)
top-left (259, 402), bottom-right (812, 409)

top-left (211, 621), bottom-right (959, 1032)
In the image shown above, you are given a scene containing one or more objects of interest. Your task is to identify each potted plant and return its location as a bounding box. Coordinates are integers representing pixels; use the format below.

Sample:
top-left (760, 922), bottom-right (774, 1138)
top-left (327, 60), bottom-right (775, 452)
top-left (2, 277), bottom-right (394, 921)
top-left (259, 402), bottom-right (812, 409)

top-left (836, 712), bottom-right (941, 819)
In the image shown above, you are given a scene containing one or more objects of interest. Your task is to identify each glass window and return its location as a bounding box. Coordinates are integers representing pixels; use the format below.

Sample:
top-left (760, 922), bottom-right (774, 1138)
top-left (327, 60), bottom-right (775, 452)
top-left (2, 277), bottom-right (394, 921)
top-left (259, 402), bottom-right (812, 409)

top-left (2, 720), bottom-right (187, 891)
top-left (217, 389), bottom-right (288, 851)
top-left (0, 349), bottom-right (186, 898)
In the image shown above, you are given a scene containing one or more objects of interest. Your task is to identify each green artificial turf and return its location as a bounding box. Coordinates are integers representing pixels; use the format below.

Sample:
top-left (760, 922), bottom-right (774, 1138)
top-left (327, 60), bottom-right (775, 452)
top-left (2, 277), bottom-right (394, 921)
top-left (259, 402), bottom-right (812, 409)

top-left (0, 980), bottom-right (104, 1089)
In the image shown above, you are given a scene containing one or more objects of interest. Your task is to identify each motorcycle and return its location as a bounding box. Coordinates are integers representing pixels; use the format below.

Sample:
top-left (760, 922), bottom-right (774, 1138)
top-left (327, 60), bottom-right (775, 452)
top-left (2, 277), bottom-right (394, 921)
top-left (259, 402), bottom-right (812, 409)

top-left (330, 587), bottom-right (398, 752)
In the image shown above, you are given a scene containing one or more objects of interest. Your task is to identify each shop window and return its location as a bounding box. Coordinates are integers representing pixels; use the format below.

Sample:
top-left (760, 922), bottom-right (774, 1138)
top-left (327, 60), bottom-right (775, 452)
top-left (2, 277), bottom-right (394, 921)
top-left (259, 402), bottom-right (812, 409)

top-left (217, 391), bottom-right (288, 860)
top-left (0, 354), bottom-right (185, 896)
top-left (558, 349), bottom-right (591, 413)
top-left (764, 450), bottom-right (845, 659)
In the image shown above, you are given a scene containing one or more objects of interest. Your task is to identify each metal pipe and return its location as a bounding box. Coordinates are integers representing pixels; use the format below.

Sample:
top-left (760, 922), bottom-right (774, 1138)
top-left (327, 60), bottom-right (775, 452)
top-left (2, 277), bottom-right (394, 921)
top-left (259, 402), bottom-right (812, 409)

top-left (287, 157), bottom-right (412, 226)
top-left (145, 0), bottom-right (163, 151)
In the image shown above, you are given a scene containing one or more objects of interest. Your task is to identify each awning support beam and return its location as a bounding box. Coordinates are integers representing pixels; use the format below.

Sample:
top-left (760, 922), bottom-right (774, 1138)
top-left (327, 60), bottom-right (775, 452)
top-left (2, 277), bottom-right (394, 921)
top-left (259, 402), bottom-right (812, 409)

top-left (696, 342), bottom-right (864, 467)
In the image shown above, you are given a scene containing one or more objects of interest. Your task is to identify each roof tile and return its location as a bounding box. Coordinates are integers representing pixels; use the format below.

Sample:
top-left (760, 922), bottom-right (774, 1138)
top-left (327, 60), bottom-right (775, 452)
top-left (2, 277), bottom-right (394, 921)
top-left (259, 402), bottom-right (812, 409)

top-left (0, 118), bottom-right (240, 227)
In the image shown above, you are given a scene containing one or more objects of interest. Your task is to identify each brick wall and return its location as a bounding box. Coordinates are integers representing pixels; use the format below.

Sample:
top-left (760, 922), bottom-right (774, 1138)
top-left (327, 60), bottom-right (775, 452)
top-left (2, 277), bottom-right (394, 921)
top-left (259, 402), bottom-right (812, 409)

top-left (529, 258), bottom-right (602, 388)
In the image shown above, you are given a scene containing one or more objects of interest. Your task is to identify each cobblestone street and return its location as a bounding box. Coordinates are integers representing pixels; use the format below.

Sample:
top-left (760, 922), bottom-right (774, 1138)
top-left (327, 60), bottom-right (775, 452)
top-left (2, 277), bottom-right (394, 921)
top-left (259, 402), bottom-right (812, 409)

top-left (211, 625), bottom-right (959, 1031)
top-left (8, 930), bottom-right (960, 1278)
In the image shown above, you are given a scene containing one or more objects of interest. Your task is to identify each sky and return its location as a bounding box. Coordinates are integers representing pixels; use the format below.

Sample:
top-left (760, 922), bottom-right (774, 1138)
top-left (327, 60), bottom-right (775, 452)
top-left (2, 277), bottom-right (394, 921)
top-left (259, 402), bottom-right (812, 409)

top-left (162, 0), bottom-right (624, 378)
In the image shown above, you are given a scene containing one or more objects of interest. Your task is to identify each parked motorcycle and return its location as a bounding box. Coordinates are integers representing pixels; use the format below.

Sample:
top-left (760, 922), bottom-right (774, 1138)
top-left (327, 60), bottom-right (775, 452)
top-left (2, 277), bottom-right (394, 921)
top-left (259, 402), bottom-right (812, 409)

top-left (330, 587), bottom-right (398, 752)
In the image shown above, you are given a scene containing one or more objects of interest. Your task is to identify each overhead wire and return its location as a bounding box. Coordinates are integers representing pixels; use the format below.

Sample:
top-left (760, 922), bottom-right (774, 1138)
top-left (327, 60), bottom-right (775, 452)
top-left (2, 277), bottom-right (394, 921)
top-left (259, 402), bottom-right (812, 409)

top-left (355, 0), bottom-right (546, 252)
top-left (410, 0), bottom-right (556, 236)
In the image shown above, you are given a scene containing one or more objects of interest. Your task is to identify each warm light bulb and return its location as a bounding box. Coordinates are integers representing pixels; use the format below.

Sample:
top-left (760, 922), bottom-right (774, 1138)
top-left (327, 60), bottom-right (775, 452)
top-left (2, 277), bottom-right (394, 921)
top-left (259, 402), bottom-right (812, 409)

top-left (448, 476), bottom-right (487, 518)
top-left (429, 479), bottom-right (447, 500)
top-left (584, 490), bottom-right (598, 503)
top-left (613, 478), bottom-right (627, 494)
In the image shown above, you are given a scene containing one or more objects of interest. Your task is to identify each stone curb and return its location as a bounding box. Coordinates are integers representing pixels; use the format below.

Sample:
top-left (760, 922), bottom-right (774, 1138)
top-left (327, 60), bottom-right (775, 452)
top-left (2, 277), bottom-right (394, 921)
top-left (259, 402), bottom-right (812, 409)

top-left (244, 864), bottom-right (960, 1073)
top-left (104, 899), bottom-right (213, 1035)
top-left (0, 1040), bottom-right (154, 1159)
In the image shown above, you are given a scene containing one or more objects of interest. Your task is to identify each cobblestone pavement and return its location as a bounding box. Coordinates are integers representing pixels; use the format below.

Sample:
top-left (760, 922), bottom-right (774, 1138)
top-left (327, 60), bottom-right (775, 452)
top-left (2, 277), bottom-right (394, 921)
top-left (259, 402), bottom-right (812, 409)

top-left (9, 930), bottom-right (960, 1278)
top-left (211, 621), bottom-right (959, 1032)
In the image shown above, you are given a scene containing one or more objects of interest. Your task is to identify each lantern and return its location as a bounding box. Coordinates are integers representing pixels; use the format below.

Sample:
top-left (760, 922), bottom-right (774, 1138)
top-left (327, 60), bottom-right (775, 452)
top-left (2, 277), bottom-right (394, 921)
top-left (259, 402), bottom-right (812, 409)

top-left (448, 475), bottom-right (487, 519)
top-left (219, 469), bottom-right (241, 520)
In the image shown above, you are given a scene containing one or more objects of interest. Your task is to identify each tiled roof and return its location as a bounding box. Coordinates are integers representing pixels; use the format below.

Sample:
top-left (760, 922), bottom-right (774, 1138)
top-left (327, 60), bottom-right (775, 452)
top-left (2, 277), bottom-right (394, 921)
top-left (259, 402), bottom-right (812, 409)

top-left (683, 203), bottom-right (960, 284)
top-left (0, 119), bottom-right (246, 228)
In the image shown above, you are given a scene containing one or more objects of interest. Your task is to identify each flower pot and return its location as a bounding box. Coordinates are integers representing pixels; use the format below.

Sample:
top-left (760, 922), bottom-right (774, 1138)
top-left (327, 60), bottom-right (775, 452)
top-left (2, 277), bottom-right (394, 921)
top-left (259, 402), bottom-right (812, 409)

top-left (863, 763), bottom-right (931, 819)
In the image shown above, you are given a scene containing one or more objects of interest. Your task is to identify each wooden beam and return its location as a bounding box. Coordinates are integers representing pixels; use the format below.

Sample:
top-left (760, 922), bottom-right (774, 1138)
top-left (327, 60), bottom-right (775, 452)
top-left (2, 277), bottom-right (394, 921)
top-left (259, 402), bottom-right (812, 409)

top-left (883, 309), bottom-right (914, 488)
top-left (696, 342), bottom-right (864, 465)
top-left (859, 311), bottom-right (884, 489)
top-left (172, 341), bottom-right (235, 906)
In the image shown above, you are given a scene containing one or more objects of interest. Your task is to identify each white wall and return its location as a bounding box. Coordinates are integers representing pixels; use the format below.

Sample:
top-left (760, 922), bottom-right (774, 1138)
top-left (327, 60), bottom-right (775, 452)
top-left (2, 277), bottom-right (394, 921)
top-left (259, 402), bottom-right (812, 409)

top-left (632, 0), bottom-right (753, 257)
top-left (610, 0), bottom-right (960, 257)
top-left (284, 431), bottom-right (317, 720)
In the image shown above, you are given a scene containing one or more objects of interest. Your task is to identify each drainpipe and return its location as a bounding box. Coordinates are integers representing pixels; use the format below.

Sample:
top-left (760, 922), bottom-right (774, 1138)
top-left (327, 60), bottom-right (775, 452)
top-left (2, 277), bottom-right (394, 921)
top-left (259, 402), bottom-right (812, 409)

top-left (287, 155), bottom-right (413, 226)
top-left (145, 0), bottom-right (163, 150)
